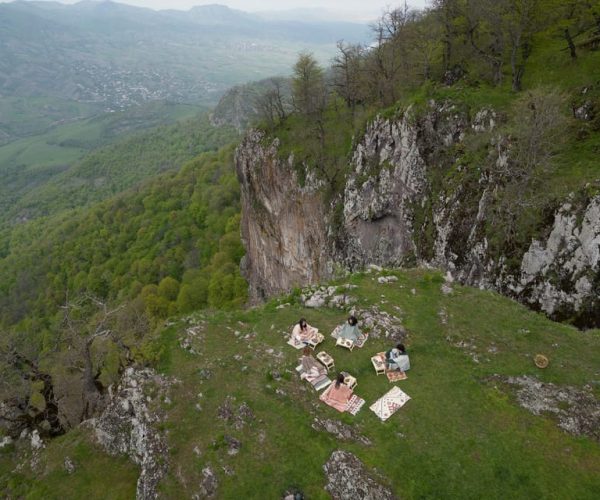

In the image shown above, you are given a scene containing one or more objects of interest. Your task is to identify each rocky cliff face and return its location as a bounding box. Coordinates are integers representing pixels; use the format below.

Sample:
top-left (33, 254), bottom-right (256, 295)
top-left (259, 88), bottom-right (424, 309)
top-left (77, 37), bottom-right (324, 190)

top-left (236, 131), bottom-right (331, 302)
top-left (236, 103), bottom-right (600, 327)
top-left (339, 113), bottom-right (428, 269)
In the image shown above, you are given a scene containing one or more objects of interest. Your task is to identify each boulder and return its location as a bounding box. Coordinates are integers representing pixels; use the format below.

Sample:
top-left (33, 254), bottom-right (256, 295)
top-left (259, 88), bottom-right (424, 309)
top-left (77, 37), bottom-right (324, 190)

top-left (323, 450), bottom-right (398, 499)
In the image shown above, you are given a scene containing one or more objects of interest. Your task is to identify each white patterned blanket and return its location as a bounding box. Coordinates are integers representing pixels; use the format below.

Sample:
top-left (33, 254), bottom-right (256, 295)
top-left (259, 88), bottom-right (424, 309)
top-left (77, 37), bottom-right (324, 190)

top-left (369, 386), bottom-right (411, 421)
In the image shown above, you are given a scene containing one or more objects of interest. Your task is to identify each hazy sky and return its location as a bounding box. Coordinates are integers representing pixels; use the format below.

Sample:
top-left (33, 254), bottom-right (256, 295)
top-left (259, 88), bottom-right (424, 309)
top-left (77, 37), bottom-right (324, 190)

top-left (0, 0), bottom-right (431, 20)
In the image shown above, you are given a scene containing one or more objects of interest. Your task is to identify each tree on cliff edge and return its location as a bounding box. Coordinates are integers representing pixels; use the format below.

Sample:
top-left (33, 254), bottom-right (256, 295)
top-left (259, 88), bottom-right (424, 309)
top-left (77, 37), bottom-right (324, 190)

top-left (291, 52), bottom-right (326, 119)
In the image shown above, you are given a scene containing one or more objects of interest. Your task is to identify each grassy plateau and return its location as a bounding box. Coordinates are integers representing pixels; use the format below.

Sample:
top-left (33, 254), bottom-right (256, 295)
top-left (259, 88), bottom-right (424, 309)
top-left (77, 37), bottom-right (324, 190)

top-left (2, 269), bottom-right (598, 499)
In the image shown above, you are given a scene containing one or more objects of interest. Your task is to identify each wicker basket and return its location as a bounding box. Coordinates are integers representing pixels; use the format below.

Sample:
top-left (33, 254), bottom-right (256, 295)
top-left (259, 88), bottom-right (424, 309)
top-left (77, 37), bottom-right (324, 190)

top-left (534, 354), bottom-right (549, 369)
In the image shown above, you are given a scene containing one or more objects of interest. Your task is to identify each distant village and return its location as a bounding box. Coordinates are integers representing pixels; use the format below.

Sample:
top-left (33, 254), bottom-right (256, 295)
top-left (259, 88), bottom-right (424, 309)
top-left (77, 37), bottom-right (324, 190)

top-left (71, 62), bottom-right (221, 111)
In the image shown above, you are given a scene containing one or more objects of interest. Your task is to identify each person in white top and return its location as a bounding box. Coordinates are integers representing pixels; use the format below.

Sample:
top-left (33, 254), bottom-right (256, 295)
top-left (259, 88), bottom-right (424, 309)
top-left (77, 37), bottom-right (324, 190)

top-left (292, 318), bottom-right (320, 345)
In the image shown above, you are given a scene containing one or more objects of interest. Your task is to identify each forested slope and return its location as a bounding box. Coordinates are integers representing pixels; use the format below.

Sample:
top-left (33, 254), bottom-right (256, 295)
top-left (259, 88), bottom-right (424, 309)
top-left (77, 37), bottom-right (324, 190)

top-left (0, 146), bottom-right (246, 329)
top-left (0, 111), bottom-right (237, 229)
top-left (1, 2), bottom-right (600, 497)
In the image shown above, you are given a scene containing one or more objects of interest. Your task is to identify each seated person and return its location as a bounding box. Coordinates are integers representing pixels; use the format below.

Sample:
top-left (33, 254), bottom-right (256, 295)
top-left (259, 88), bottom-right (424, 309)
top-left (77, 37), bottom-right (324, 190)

top-left (299, 347), bottom-right (328, 383)
top-left (385, 343), bottom-right (410, 372)
top-left (336, 315), bottom-right (366, 345)
top-left (292, 318), bottom-right (321, 345)
top-left (319, 373), bottom-right (353, 412)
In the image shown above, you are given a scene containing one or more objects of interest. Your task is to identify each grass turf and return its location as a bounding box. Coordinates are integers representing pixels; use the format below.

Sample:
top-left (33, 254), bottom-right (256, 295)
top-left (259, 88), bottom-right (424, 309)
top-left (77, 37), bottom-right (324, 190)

top-left (2, 269), bottom-right (599, 498)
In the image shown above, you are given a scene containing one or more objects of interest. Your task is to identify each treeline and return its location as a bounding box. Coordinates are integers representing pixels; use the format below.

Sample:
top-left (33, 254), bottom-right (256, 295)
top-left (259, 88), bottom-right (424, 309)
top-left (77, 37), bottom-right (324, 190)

top-left (327, 0), bottom-right (598, 107)
top-left (254, 0), bottom-right (600, 250)
top-left (256, 0), bottom-right (600, 130)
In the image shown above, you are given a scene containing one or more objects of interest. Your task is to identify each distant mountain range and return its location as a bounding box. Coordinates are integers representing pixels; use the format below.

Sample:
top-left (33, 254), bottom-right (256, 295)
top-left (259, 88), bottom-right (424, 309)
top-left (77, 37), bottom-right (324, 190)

top-left (0, 1), bottom-right (368, 111)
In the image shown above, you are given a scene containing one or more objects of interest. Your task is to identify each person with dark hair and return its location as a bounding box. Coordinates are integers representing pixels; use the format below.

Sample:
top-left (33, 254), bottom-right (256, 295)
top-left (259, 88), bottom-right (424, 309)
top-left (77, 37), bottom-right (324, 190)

top-left (336, 315), bottom-right (365, 346)
top-left (319, 372), bottom-right (353, 412)
top-left (300, 347), bottom-right (327, 381)
top-left (291, 318), bottom-right (322, 346)
top-left (386, 343), bottom-right (410, 372)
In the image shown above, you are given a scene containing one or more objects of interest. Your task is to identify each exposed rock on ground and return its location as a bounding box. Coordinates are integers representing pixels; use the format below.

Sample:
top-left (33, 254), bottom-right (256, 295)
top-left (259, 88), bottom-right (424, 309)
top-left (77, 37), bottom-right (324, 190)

top-left (489, 375), bottom-right (600, 441)
top-left (350, 306), bottom-right (406, 342)
top-left (282, 488), bottom-right (305, 500)
top-left (194, 466), bottom-right (218, 499)
top-left (312, 418), bottom-right (371, 446)
top-left (224, 435), bottom-right (241, 456)
top-left (300, 284), bottom-right (357, 309)
top-left (64, 456), bottom-right (76, 474)
top-left (179, 320), bottom-right (206, 354)
top-left (0, 436), bottom-right (13, 449)
top-left (30, 430), bottom-right (44, 451)
top-left (89, 367), bottom-right (175, 499)
top-left (217, 396), bottom-right (255, 430)
top-left (323, 450), bottom-right (398, 500)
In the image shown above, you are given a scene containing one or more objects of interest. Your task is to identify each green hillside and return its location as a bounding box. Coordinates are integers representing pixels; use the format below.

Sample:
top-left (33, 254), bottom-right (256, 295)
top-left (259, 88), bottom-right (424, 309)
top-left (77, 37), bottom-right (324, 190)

top-left (0, 110), bottom-right (237, 227)
top-left (0, 145), bottom-right (246, 330)
top-left (2, 270), bottom-right (598, 498)
top-left (1, 1), bottom-right (599, 497)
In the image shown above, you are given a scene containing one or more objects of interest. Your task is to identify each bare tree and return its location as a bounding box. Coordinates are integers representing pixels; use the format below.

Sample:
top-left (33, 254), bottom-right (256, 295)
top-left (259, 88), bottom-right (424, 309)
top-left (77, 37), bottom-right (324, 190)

top-left (369, 3), bottom-right (414, 105)
top-left (332, 41), bottom-right (366, 119)
top-left (59, 295), bottom-right (128, 421)
top-left (410, 11), bottom-right (442, 82)
top-left (255, 78), bottom-right (289, 128)
top-left (431, 0), bottom-right (462, 72)
top-left (510, 87), bottom-right (568, 176)
top-left (506, 0), bottom-right (540, 91)
top-left (564, 28), bottom-right (578, 59)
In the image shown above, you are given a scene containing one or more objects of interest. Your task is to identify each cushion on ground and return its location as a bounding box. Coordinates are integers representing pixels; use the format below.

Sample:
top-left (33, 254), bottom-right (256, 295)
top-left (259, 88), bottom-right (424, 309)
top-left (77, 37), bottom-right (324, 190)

top-left (386, 370), bottom-right (407, 382)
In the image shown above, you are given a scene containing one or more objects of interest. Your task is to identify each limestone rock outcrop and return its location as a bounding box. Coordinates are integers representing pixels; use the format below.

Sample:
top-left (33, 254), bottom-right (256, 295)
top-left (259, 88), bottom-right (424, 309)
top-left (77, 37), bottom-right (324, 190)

top-left (89, 367), bottom-right (175, 500)
top-left (236, 130), bottom-right (330, 302)
top-left (236, 102), bottom-right (600, 327)
top-left (323, 450), bottom-right (398, 499)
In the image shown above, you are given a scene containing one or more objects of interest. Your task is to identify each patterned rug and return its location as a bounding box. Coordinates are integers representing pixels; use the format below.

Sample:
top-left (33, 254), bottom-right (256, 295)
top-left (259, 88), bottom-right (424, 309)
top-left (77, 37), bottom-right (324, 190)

top-left (331, 325), bottom-right (342, 339)
top-left (386, 370), bottom-right (407, 382)
top-left (369, 386), bottom-right (411, 422)
top-left (287, 333), bottom-right (324, 350)
top-left (287, 337), bottom-right (304, 349)
top-left (346, 395), bottom-right (366, 415)
top-left (354, 334), bottom-right (369, 348)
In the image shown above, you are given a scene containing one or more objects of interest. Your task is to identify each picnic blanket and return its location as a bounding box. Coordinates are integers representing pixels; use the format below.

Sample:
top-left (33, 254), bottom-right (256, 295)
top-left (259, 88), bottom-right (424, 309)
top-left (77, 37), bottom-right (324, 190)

top-left (346, 395), bottom-right (366, 415)
top-left (331, 325), bottom-right (342, 339)
top-left (369, 386), bottom-right (411, 422)
top-left (288, 330), bottom-right (324, 349)
top-left (386, 370), bottom-right (407, 382)
top-left (287, 336), bottom-right (305, 349)
top-left (319, 382), bottom-right (354, 412)
top-left (296, 364), bottom-right (331, 391)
